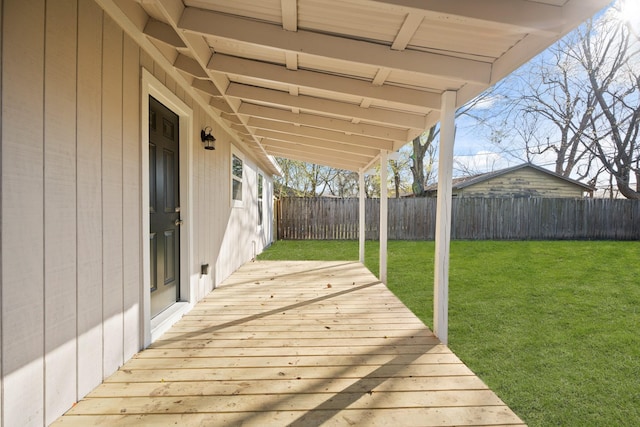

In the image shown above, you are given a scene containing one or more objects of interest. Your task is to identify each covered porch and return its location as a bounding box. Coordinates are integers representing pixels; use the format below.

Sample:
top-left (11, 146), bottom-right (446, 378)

top-left (54, 261), bottom-right (524, 426)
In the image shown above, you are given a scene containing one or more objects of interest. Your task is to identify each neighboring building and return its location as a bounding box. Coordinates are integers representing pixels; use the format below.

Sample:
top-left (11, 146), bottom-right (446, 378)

top-left (425, 163), bottom-right (594, 198)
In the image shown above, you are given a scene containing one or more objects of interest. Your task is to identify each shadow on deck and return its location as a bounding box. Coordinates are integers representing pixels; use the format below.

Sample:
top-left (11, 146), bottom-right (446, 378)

top-left (53, 261), bottom-right (525, 426)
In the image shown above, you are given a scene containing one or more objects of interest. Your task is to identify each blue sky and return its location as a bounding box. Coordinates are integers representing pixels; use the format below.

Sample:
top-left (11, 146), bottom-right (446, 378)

top-left (387, 0), bottom-right (638, 197)
top-left (437, 0), bottom-right (640, 196)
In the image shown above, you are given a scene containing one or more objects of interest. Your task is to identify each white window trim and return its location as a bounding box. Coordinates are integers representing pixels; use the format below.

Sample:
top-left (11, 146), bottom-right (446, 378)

top-left (231, 146), bottom-right (244, 208)
top-left (257, 171), bottom-right (264, 228)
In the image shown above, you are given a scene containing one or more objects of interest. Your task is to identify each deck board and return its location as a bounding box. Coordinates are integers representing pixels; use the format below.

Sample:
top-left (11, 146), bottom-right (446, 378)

top-left (53, 261), bottom-right (525, 426)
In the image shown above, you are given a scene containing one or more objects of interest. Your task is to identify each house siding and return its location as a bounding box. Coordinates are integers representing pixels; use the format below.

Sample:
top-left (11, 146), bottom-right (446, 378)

top-left (0, 1), bottom-right (274, 425)
top-left (456, 168), bottom-right (587, 198)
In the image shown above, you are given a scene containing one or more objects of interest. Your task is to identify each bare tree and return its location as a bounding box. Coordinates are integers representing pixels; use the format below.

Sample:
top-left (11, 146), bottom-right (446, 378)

top-left (574, 13), bottom-right (640, 199)
top-left (325, 170), bottom-right (359, 198)
top-left (521, 44), bottom-right (599, 178)
top-left (274, 158), bottom-right (311, 197)
top-left (474, 2), bottom-right (639, 198)
top-left (485, 35), bottom-right (601, 179)
top-left (409, 85), bottom-right (508, 192)
top-left (389, 149), bottom-right (412, 198)
top-left (364, 167), bottom-right (380, 198)
top-left (409, 126), bottom-right (438, 195)
top-left (275, 158), bottom-right (364, 198)
top-left (274, 159), bottom-right (336, 197)
top-left (390, 160), bottom-right (401, 198)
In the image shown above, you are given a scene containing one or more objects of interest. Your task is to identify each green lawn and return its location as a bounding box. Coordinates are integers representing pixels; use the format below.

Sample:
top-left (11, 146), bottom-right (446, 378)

top-left (258, 240), bottom-right (640, 426)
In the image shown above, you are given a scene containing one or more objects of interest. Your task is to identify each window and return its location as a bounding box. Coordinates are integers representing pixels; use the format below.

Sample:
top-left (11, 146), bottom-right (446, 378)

top-left (232, 153), bottom-right (243, 206)
top-left (257, 173), bottom-right (264, 225)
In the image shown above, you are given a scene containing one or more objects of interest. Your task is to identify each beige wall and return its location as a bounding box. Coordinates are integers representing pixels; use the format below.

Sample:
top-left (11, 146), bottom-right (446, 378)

top-left (457, 168), bottom-right (587, 198)
top-left (0, 1), bottom-right (273, 425)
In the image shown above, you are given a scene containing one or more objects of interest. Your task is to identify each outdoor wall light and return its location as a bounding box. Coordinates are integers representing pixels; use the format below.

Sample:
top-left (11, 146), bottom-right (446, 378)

top-left (201, 126), bottom-right (216, 150)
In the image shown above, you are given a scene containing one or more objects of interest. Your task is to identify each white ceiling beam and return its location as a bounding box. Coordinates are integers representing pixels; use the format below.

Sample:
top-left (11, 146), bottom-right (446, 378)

top-left (285, 51), bottom-right (298, 70)
top-left (362, 153), bottom-right (382, 174)
top-left (179, 6), bottom-right (492, 84)
top-left (248, 119), bottom-right (390, 153)
top-left (226, 83), bottom-right (429, 130)
top-left (143, 18), bottom-right (186, 48)
top-left (268, 152), bottom-right (363, 172)
top-left (191, 78), bottom-right (222, 97)
top-left (264, 149), bottom-right (369, 172)
top-left (455, 82), bottom-right (490, 110)
top-left (360, 99), bottom-right (372, 108)
top-left (152, 0), bottom-right (184, 24)
top-left (220, 112), bottom-right (244, 125)
top-left (263, 141), bottom-right (379, 164)
top-left (96, 0), bottom-right (262, 172)
top-left (209, 97), bottom-right (234, 114)
top-left (153, 0), bottom-right (278, 167)
top-left (391, 13), bottom-right (424, 51)
top-left (208, 54), bottom-right (441, 110)
top-left (238, 103), bottom-right (409, 142)
top-left (231, 123), bottom-right (253, 137)
top-left (372, 68), bottom-right (392, 87)
top-left (367, 0), bottom-right (565, 34)
top-left (256, 128), bottom-right (393, 153)
top-left (280, 0), bottom-right (298, 32)
top-left (173, 53), bottom-right (208, 79)
top-left (261, 138), bottom-right (375, 161)
top-left (264, 144), bottom-right (364, 171)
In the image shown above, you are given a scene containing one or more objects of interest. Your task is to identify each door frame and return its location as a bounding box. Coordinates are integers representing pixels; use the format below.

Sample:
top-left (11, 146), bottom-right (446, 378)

top-left (141, 68), bottom-right (194, 347)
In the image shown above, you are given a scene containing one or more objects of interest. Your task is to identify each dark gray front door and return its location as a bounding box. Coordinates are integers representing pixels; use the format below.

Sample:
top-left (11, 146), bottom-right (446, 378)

top-left (149, 96), bottom-right (180, 317)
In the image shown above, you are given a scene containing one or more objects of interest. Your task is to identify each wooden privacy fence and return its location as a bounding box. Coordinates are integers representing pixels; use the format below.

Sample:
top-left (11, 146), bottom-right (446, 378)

top-left (276, 197), bottom-right (640, 240)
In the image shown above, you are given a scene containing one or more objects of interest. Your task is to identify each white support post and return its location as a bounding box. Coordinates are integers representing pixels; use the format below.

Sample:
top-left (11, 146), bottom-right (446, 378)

top-left (434, 90), bottom-right (457, 345)
top-left (379, 150), bottom-right (388, 283)
top-left (359, 169), bottom-right (366, 263)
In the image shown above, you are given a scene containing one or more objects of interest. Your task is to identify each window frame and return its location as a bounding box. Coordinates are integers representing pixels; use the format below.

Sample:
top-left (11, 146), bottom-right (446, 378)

top-left (257, 172), bottom-right (264, 226)
top-left (231, 149), bottom-right (244, 208)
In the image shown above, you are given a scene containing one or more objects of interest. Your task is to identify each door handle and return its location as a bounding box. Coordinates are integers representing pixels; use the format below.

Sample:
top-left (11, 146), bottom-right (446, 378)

top-left (175, 218), bottom-right (184, 226)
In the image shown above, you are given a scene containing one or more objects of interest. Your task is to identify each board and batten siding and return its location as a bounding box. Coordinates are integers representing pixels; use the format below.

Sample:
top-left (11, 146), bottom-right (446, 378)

top-left (0, 1), bottom-right (274, 425)
top-left (457, 168), bottom-right (587, 198)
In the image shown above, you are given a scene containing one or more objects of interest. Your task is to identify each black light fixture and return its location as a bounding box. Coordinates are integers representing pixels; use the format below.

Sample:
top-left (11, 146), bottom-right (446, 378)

top-left (200, 126), bottom-right (216, 150)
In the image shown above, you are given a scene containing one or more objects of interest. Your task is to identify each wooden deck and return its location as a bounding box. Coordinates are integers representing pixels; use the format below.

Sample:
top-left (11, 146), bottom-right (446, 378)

top-left (54, 261), bottom-right (525, 426)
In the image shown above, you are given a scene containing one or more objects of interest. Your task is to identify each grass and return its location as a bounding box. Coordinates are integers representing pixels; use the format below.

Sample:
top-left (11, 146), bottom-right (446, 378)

top-left (258, 239), bottom-right (640, 426)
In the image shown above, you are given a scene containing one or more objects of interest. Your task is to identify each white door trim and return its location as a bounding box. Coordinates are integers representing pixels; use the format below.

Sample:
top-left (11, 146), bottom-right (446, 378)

top-left (141, 68), bottom-right (194, 347)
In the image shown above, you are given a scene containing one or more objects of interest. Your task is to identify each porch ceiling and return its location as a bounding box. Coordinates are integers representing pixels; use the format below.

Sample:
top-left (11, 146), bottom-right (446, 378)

top-left (129, 0), bottom-right (609, 172)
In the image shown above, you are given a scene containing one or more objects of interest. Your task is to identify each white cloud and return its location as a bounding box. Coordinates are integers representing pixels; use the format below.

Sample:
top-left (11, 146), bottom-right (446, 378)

top-left (452, 151), bottom-right (512, 176)
top-left (469, 94), bottom-right (499, 110)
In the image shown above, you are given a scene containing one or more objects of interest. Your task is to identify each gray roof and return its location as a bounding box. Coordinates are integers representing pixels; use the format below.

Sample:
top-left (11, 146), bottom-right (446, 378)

top-left (426, 163), bottom-right (595, 192)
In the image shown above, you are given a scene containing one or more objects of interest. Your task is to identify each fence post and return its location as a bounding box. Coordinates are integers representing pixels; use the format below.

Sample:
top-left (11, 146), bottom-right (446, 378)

top-left (274, 197), bottom-right (280, 241)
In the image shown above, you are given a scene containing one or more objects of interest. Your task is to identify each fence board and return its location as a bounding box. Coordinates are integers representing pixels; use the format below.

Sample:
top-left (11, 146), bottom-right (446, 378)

top-left (276, 197), bottom-right (640, 241)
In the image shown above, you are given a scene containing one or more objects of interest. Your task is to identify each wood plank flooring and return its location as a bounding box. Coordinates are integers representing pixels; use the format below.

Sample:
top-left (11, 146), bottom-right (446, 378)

top-left (53, 261), bottom-right (525, 426)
